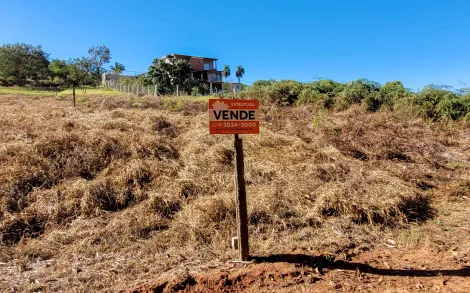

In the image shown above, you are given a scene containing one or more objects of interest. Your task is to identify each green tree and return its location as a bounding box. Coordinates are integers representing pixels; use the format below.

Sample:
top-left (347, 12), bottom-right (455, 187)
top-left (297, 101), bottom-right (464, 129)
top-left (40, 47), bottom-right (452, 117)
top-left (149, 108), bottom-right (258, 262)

top-left (223, 65), bottom-right (231, 81)
top-left (65, 58), bottom-right (91, 87)
top-left (110, 62), bottom-right (125, 75)
top-left (49, 59), bottom-right (69, 82)
top-left (235, 66), bottom-right (245, 83)
top-left (0, 43), bottom-right (50, 85)
top-left (88, 45), bottom-right (111, 85)
top-left (143, 55), bottom-right (193, 95)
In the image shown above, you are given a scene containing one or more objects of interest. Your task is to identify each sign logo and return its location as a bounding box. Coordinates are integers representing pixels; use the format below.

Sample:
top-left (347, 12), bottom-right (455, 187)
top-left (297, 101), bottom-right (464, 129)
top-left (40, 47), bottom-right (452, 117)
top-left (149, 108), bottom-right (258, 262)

top-left (209, 99), bottom-right (259, 134)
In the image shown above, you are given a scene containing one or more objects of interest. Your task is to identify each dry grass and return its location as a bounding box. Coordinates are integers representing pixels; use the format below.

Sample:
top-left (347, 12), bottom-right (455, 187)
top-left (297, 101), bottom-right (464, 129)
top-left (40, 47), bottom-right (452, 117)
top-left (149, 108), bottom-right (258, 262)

top-left (0, 94), bottom-right (469, 292)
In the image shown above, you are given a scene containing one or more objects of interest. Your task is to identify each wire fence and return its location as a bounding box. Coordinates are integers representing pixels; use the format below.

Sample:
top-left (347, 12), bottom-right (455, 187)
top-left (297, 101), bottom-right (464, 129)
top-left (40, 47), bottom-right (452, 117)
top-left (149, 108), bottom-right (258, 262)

top-left (103, 79), bottom-right (243, 97)
top-left (103, 80), bottom-right (161, 96)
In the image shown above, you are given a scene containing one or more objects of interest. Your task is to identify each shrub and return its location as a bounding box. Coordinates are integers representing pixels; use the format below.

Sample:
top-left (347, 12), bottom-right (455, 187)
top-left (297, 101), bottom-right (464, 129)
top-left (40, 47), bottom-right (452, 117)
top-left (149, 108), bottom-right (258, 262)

top-left (379, 81), bottom-right (410, 109)
top-left (412, 86), bottom-right (458, 120)
top-left (266, 80), bottom-right (304, 105)
top-left (464, 112), bottom-right (470, 123)
top-left (436, 97), bottom-right (469, 120)
top-left (252, 79), bottom-right (277, 87)
top-left (340, 79), bottom-right (381, 109)
top-left (363, 93), bottom-right (383, 112)
top-left (310, 79), bottom-right (345, 94)
top-left (296, 84), bottom-right (337, 109)
top-left (191, 87), bottom-right (199, 96)
top-left (297, 85), bottom-right (322, 104)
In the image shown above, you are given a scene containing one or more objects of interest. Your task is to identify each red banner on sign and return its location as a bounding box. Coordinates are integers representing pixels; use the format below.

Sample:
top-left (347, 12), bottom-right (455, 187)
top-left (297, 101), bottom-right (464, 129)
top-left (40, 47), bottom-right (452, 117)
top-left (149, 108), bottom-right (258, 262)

top-left (209, 99), bottom-right (260, 134)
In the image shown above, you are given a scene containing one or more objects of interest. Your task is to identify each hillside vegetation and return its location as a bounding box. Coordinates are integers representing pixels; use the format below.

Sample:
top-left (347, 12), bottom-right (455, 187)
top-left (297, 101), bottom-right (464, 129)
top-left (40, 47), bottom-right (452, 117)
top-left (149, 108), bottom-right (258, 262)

top-left (240, 79), bottom-right (470, 122)
top-left (0, 93), bottom-right (469, 292)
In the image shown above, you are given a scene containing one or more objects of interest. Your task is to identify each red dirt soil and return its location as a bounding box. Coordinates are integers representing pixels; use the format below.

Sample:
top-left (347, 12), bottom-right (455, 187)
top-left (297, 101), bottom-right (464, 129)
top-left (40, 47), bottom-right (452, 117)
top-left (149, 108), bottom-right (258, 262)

top-left (126, 247), bottom-right (470, 293)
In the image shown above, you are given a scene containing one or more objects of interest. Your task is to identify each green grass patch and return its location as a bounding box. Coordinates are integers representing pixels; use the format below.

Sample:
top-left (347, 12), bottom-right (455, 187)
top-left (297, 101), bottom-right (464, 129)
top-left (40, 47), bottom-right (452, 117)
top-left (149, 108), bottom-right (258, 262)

top-left (0, 86), bottom-right (121, 97)
top-left (0, 86), bottom-right (58, 96)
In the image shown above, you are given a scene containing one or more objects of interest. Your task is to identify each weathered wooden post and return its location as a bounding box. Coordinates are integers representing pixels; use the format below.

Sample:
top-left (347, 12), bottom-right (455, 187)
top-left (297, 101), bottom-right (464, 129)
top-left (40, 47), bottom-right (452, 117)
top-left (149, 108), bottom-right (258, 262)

top-left (234, 133), bottom-right (249, 260)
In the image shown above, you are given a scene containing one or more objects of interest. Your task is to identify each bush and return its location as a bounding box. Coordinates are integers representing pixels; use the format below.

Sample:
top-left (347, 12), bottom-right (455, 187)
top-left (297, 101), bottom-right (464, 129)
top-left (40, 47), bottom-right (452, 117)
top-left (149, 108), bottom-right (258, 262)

top-left (297, 85), bottom-right (322, 104)
top-left (379, 81), bottom-right (409, 109)
top-left (296, 84), bottom-right (337, 109)
top-left (412, 86), bottom-right (458, 120)
top-left (363, 93), bottom-right (383, 112)
top-left (191, 87), bottom-right (199, 96)
top-left (252, 79), bottom-right (277, 87)
top-left (266, 80), bottom-right (304, 105)
top-left (340, 79), bottom-right (380, 109)
top-left (464, 112), bottom-right (470, 123)
top-left (436, 97), bottom-right (469, 120)
top-left (310, 79), bottom-right (345, 94)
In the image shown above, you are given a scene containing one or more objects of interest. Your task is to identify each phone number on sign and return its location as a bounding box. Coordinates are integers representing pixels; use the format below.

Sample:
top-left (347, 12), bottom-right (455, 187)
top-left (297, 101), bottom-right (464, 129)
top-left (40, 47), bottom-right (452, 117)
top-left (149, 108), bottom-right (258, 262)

top-left (220, 122), bottom-right (257, 127)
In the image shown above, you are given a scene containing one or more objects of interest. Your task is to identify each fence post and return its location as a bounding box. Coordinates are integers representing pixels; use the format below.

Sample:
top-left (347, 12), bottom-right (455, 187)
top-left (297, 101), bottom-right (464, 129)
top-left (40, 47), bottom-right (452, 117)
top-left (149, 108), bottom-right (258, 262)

top-left (73, 87), bottom-right (76, 107)
top-left (176, 85), bottom-right (179, 97)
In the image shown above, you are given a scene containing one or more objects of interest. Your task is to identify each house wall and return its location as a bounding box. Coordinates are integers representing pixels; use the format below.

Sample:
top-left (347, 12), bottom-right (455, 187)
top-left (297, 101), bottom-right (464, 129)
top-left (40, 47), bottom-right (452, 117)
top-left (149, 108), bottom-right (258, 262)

top-left (190, 57), bottom-right (204, 71)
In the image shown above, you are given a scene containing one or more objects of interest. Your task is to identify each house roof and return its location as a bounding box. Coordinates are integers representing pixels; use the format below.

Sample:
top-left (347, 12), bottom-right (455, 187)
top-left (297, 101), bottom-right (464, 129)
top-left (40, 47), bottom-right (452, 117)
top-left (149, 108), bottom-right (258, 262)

top-left (172, 54), bottom-right (218, 61)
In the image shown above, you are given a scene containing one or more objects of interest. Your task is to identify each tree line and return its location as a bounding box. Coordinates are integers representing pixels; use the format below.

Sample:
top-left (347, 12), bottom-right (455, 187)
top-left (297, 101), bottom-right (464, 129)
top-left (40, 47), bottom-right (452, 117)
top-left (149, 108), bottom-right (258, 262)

top-left (0, 43), bottom-right (121, 87)
top-left (0, 43), bottom-right (246, 96)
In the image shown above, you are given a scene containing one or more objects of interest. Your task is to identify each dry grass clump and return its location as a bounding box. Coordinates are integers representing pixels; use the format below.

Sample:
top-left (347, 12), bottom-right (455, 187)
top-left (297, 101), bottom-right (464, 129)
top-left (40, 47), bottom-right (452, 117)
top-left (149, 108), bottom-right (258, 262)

top-left (0, 94), bottom-right (468, 292)
top-left (170, 194), bottom-right (235, 247)
top-left (313, 170), bottom-right (432, 225)
top-left (34, 131), bottom-right (130, 180)
top-left (149, 116), bottom-right (179, 138)
top-left (316, 108), bottom-right (447, 165)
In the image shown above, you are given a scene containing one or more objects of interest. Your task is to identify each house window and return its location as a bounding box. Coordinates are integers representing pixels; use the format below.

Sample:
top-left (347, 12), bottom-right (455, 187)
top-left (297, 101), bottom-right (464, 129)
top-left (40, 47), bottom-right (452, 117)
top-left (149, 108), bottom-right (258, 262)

top-left (204, 63), bottom-right (210, 70)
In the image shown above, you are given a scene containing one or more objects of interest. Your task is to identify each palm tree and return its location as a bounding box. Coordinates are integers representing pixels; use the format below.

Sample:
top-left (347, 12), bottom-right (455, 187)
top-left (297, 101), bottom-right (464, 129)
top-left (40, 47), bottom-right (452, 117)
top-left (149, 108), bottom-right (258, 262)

top-left (235, 66), bottom-right (245, 84)
top-left (222, 65), bottom-right (231, 81)
top-left (110, 62), bottom-right (126, 75)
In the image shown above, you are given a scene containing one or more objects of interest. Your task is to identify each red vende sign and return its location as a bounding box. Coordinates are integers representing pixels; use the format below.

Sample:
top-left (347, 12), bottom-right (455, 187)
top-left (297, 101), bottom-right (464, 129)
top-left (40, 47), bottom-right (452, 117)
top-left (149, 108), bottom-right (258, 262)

top-left (209, 99), bottom-right (259, 134)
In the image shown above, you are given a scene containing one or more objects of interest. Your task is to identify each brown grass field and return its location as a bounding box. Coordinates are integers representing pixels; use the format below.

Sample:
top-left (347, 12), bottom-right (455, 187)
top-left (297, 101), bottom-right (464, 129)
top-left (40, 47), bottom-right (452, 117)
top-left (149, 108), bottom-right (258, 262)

top-left (0, 93), bottom-right (469, 292)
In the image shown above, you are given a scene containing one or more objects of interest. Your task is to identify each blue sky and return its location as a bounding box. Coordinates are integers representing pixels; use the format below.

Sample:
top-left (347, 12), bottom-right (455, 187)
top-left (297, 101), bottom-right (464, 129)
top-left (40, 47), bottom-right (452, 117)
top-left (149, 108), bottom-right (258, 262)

top-left (1, 0), bottom-right (469, 90)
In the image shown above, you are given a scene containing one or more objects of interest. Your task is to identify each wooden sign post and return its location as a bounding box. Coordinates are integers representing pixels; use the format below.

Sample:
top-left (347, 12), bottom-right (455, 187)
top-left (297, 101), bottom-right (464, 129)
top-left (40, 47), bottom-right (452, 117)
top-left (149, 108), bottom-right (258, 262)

top-left (209, 99), bottom-right (259, 261)
top-left (234, 133), bottom-right (249, 260)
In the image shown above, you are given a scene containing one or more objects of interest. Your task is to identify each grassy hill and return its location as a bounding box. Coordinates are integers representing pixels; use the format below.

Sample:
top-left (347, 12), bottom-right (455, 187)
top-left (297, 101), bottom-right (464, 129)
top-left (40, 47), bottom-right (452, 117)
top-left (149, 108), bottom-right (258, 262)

top-left (0, 93), bottom-right (469, 292)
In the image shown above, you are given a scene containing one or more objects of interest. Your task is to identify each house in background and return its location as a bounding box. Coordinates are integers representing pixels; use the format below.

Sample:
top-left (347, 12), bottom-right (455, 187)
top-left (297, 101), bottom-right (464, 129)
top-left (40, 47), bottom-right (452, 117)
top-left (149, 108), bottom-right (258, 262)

top-left (171, 54), bottom-right (241, 94)
top-left (102, 54), bottom-right (242, 95)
